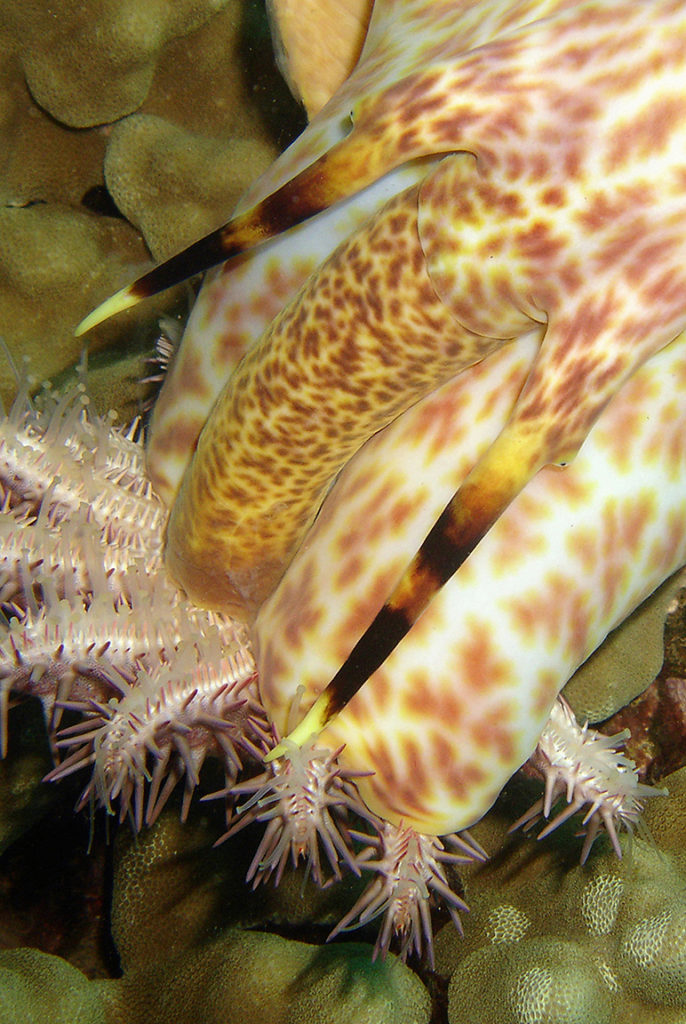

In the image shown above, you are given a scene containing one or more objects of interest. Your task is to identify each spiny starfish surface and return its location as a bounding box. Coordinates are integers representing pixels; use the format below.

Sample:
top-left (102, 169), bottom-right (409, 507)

top-left (0, 370), bottom-right (662, 961)
top-left (0, 377), bottom-right (264, 822)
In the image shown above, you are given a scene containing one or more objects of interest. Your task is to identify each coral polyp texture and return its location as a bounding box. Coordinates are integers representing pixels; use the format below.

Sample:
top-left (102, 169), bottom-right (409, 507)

top-left (435, 766), bottom-right (686, 1024)
top-left (0, 0), bottom-right (294, 412)
top-left (5, 0), bottom-right (686, 1019)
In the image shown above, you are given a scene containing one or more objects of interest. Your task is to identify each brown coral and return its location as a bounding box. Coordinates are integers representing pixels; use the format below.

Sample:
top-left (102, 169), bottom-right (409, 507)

top-left (104, 114), bottom-right (276, 261)
top-left (436, 766), bottom-right (686, 1024)
top-left (3, 1), bottom-right (238, 128)
top-left (0, 202), bottom-right (151, 411)
top-left (0, 0), bottom-right (300, 415)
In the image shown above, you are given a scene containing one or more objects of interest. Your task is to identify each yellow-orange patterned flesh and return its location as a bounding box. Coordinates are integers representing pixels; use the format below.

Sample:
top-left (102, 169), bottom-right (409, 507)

top-left (166, 0), bottom-right (686, 622)
top-left (78, 2), bottom-right (686, 638)
top-left (256, 331), bottom-right (686, 834)
top-left (163, 185), bottom-right (499, 617)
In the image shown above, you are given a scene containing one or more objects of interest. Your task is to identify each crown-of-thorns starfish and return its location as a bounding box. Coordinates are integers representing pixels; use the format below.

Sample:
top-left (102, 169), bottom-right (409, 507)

top-left (78, 1), bottom-right (686, 751)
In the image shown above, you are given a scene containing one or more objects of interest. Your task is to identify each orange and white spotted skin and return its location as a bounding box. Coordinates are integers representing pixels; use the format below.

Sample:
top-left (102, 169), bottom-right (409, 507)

top-left (79, 1), bottom-right (686, 635)
top-left (145, 158), bottom-right (435, 508)
top-left (255, 330), bottom-right (686, 836)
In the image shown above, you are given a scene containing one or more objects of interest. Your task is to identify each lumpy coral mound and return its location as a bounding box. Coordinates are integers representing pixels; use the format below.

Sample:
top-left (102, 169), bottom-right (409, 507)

top-left (436, 764), bottom-right (686, 1024)
top-left (0, 805), bottom-right (433, 1024)
top-left (5, 0), bottom-right (240, 128)
top-left (0, 0), bottom-right (300, 413)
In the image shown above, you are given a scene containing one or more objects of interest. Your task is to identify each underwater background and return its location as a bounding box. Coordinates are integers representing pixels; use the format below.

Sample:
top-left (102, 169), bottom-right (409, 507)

top-left (1, 2), bottom-right (686, 1022)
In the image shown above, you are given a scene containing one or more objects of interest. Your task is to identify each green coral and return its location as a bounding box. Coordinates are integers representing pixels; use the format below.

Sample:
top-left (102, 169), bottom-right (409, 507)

top-left (104, 113), bottom-right (276, 261)
top-left (0, 949), bottom-right (119, 1024)
top-left (0, 0), bottom-right (296, 415)
top-left (0, 805), bottom-right (430, 1024)
top-left (562, 569), bottom-right (686, 724)
top-left (2, 754), bottom-right (686, 1023)
top-left (437, 766), bottom-right (686, 1024)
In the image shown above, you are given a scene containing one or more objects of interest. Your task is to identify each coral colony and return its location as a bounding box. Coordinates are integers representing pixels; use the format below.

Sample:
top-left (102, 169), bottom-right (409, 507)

top-left (0, 374), bottom-right (660, 965)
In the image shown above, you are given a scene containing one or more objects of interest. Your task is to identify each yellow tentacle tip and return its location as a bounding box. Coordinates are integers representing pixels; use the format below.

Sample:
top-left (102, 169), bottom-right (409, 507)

top-left (75, 285), bottom-right (139, 336)
top-left (263, 694), bottom-right (330, 763)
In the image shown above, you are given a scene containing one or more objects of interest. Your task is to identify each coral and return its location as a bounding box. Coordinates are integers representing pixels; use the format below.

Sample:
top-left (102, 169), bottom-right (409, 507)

top-left (0, 0), bottom-right (300, 413)
top-left (0, 807), bottom-right (432, 1024)
top-left (3, 1), bottom-right (233, 128)
top-left (435, 765), bottom-right (686, 1024)
top-left (2, 707), bottom-right (683, 1022)
top-left (562, 568), bottom-right (686, 725)
top-left (0, 949), bottom-right (117, 1024)
top-left (0, 203), bottom-right (150, 408)
top-left (0, 41), bottom-right (105, 209)
top-left (104, 114), bottom-right (277, 261)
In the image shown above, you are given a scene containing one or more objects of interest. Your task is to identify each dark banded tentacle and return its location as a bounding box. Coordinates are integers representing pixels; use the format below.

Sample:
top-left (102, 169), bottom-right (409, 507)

top-left (265, 422), bottom-right (545, 759)
top-left (75, 130), bottom-right (413, 337)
